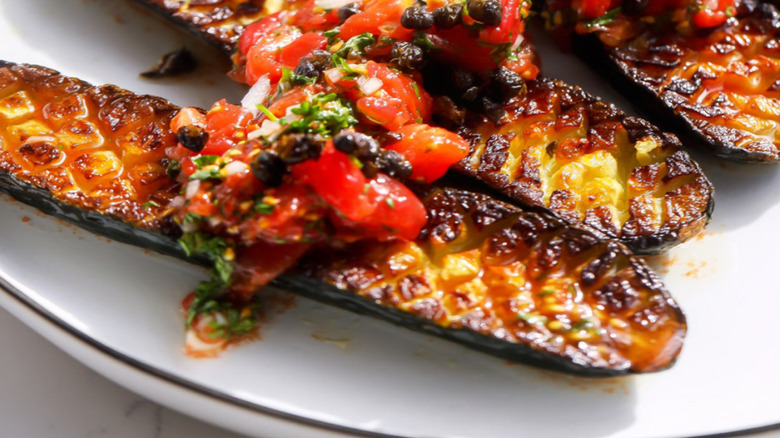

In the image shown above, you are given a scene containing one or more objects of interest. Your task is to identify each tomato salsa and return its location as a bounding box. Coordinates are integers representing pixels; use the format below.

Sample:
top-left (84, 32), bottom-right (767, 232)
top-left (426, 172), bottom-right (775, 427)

top-left (168, 0), bottom-right (541, 353)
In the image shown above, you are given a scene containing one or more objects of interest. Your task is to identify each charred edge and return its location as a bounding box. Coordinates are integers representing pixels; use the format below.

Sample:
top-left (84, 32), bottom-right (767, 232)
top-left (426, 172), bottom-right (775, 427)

top-left (571, 33), bottom-right (779, 164)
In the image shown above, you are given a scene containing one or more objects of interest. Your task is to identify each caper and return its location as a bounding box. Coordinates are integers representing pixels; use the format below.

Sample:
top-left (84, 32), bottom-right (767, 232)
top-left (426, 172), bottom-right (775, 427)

top-left (433, 3), bottom-right (463, 29)
top-left (491, 67), bottom-right (526, 102)
top-left (391, 41), bottom-right (426, 71)
top-left (251, 151), bottom-right (286, 187)
top-left (333, 132), bottom-right (380, 159)
top-left (467, 0), bottom-right (502, 26)
top-left (376, 149), bottom-right (413, 179)
top-left (278, 134), bottom-right (325, 164)
top-left (175, 125), bottom-right (208, 152)
top-left (401, 6), bottom-right (434, 30)
top-left (293, 50), bottom-right (332, 79)
top-left (337, 2), bottom-right (361, 23)
top-left (477, 96), bottom-right (505, 123)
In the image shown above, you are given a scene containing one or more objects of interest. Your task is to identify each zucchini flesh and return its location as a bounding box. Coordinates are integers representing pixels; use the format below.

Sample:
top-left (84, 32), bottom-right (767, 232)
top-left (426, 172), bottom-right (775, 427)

top-left (456, 78), bottom-right (714, 254)
top-left (0, 61), bottom-right (686, 375)
top-left (569, 4), bottom-right (780, 163)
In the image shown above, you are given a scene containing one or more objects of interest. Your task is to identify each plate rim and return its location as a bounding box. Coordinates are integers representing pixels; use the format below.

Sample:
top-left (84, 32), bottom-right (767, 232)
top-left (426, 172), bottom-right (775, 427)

top-left (0, 269), bottom-right (400, 438)
top-left (3, 261), bottom-right (780, 438)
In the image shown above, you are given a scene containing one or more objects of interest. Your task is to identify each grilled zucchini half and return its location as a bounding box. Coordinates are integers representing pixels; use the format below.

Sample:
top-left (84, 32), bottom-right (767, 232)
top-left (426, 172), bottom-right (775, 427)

top-left (569, 3), bottom-right (780, 163)
top-left (0, 61), bottom-right (686, 375)
top-left (456, 78), bottom-right (714, 254)
top-left (132, 0), bottom-right (294, 53)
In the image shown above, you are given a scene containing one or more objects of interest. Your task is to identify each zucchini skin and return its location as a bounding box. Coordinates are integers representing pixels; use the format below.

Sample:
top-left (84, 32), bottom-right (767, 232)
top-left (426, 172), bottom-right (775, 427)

top-left (0, 61), bottom-right (686, 375)
top-left (569, 5), bottom-right (780, 163)
top-left (456, 78), bottom-right (715, 254)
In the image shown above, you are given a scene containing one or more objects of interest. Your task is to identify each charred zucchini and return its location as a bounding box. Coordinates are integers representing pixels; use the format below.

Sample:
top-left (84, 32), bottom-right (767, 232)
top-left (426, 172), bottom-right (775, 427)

top-left (0, 61), bottom-right (685, 375)
top-left (567, 3), bottom-right (780, 163)
top-left (132, 0), bottom-right (293, 53)
top-left (456, 78), bottom-right (715, 254)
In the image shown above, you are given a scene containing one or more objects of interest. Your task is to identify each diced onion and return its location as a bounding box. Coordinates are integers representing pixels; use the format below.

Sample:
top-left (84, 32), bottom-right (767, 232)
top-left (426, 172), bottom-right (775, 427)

top-left (511, 33), bottom-right (525, 52)
top-left (357, 76), bottom-right (383, 96)
top-left (324, 68), bottom-right (344, 83)
top-left (315, 0), bottom-right (354, 11)
top-left (185, 179), bottom-right (201, 200)
top-left (241, 74), bottom-right (271, 116)
top-left (250, 119), bottom-right (283, 141)
top-left (168, 195), bottom-right (185, 209)
top-left (223, 160), bottom-right (250, 176)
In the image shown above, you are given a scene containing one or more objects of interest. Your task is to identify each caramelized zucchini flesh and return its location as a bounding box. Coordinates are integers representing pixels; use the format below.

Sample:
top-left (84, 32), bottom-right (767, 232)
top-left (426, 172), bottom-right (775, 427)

top-left (457, 78), bottom-right (714, 254)
top-left (302, 188), bottom-right (686, 374)
top-left (0, 61), bottom-right (180, 234)
top-left (0, 62), bottom-right (685, 375)
top-left (570, 4), bottom-right (780, 162)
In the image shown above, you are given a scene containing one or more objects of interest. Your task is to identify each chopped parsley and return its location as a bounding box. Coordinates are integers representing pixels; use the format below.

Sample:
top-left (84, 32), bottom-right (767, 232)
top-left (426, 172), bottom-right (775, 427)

top-left (281, 67), bottom-right (317, 86)
top-left (282, 92), bottom-right (358, 136)
top-left (583, 7), bottom-right (621, 29)
top-left (332, 32), bottom-right (375, 62)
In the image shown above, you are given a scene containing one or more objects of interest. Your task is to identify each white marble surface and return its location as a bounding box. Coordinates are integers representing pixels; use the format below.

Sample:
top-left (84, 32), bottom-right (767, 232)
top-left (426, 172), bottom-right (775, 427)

top-left (0, 305), bottom-right (247, 438)
top-left (1, 298), bottom-right (779, 438)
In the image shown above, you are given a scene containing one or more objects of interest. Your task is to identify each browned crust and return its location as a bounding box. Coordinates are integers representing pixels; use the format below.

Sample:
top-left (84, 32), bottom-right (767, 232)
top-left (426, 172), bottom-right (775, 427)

top-left (0, 61), bottom-right (180, 233)
top-left (572, 4), bottom-right (780, 163)
top-left (132, 0), bottom-right (295, 54)
top-left (456, 77), bottom-right (715, 254)
top-left (302, 188), bottom-right (686, 373)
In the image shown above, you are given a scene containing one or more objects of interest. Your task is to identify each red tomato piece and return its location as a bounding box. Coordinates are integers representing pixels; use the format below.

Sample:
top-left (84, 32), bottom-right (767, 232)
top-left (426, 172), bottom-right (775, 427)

top-left (359, 174), bottom-right (427, 241)
top-left (238, 12), bottom-right (289, 55)
top-left (245, 26), bottom-right (302, 85)
top-left (292, 143), bottom-right (376, 222)
top-left (279, 32), bottom-right (328, 67)
top-left (202, 100), bottom-right (253, 156)
top-left (386, 124), bottom-right (470, 183)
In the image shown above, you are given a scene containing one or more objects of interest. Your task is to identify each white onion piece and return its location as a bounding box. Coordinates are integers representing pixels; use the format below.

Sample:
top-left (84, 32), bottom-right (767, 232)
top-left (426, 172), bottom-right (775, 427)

top-left (324, 68), bottom-right (344, 83)
top-left (223, 160), bottom-right (250, 176)
top-left (185, 179), bottom-right (201, 200)
top-left (168, 195), bottom-right (185, 209)
top-left (511, 33), bottom-right (525, 52)
top-left (358, 76), bottom-right (383, 96)
top-left (241, 74), bottom-right (271, 116)
top-left (254, 119), bottom-right (283, 140)
top-left (315, 0), bottom-right (354, 11)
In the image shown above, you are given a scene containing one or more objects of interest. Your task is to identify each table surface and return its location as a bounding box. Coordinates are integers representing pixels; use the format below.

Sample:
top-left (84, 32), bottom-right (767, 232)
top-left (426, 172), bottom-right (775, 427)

top-left (1, 305), bottom-right (779, 438)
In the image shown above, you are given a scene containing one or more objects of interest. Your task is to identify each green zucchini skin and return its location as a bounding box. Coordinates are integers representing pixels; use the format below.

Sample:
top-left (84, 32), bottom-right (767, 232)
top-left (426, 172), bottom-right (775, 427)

top-left (0, 61), bottom-right (686, 376)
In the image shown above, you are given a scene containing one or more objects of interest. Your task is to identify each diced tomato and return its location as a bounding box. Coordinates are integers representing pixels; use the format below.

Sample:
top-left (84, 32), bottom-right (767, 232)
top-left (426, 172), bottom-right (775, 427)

top-left (240, 183), bottom-right (327, 243)
top-left (238, 12), bottom-right (289, 55)
top-left (293, 0), bottom-right (340, 31)
top-left (171, 107), bottom-right (207, 132)
top-left (245, 25), bottom-right (302, 85)
top-left (479, 0), bottom-right (521, 45)
top-left (186, 191), bottom-right (218, 217)
top-left (338, 0), bottom-right (410, 40)
top-left (267, 88), bottom-right (309, 118)
top-left (181, 156), bottom-right (198, 177)
top-left (351, 62), bottom-right (431, 130)
top-left (231, 241), bottom-right (311, 297)
top-left (386, 124), bottom-right (470, 183)
top-left (357, 96), bottom-right (411, 130)
top-left (358, 174), bottom-right (427, 240)
top-left (427, 30), bottom-right (499, 75)
top-left (292, 143), bottom-right (376, 221)
top-left (202, 100), bottom-right (253, 156)
top-left (573, 0), bottom-right (616, 19)
top-left (279, 32), bottom-right (328, 67)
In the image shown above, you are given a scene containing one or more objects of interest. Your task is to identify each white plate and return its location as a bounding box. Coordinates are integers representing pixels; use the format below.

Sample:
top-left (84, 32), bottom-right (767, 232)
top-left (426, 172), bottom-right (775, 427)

top-left (2, 1), bottom-right (780, 437)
